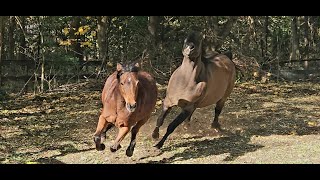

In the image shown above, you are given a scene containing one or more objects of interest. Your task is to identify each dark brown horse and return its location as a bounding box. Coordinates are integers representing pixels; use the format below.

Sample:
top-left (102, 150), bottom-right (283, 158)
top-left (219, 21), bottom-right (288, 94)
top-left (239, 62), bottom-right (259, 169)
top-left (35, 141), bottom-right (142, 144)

top-left (152, 31), bottom-right (236, 149)
top-left (94, 62), bottom-right (158, 157)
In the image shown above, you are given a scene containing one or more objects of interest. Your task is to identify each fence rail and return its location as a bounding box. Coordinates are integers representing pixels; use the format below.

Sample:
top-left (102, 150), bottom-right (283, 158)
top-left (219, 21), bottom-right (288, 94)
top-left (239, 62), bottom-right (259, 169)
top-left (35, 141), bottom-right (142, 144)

top-left (0, 59), bottom-right (110, 93)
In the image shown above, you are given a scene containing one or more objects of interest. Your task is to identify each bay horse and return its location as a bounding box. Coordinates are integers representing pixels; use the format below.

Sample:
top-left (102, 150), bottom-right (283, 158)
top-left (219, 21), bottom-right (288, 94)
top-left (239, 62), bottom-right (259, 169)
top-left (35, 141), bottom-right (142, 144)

top-left (152, 31), bottom-right (236, 149)
top-left (94, 62), bottom-right (158, 157)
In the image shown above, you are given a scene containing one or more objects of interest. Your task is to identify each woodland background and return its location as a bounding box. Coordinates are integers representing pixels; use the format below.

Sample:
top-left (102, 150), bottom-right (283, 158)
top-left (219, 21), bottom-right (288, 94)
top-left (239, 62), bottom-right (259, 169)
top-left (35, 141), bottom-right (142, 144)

top-left (1, 16), bottom-right (319, 97)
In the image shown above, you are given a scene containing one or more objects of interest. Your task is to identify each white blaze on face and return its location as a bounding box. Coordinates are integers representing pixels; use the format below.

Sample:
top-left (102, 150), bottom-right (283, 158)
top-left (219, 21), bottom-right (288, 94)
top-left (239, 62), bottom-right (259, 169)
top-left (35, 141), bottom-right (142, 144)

top-left (124, 76), bottom-right (136, 113)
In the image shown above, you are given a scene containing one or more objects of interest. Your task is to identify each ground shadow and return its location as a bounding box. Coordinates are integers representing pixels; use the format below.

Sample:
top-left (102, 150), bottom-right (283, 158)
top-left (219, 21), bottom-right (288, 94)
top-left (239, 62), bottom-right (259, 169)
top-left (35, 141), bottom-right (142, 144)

top-left (1, 81), bottom-right (320, 164)
top-left (147, 134), bottom-right (264, 164)
top-left (143, 82), bottom-right (320, 163)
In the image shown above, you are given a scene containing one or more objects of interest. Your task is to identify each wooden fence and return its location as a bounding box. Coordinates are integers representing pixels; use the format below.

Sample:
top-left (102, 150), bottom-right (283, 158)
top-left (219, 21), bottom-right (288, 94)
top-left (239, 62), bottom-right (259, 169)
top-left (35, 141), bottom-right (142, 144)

top-left (1, 58), bottom-right (320, 93)
top-left (0, 59), bottom-right (109, 93)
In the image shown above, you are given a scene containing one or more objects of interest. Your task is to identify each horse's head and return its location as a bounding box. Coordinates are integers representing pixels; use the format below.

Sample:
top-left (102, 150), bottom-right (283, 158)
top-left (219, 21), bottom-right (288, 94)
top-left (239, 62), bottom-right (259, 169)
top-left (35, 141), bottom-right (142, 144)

top-left (117, 62), bottom-right (140, 113)
top-left (182, 31), bottom-right (204, 60)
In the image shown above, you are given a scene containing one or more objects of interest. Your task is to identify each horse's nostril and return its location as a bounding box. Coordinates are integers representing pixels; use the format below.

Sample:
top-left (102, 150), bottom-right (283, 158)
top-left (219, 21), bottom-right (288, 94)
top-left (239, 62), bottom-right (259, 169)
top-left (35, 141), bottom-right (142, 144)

top-left (130, 103), bottom-right (137, 109)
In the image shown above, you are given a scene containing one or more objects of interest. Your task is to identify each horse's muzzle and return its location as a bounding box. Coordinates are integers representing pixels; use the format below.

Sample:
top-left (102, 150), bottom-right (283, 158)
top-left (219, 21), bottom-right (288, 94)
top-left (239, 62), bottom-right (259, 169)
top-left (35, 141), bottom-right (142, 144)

top-left (126, 102), bottom-right (137, 112)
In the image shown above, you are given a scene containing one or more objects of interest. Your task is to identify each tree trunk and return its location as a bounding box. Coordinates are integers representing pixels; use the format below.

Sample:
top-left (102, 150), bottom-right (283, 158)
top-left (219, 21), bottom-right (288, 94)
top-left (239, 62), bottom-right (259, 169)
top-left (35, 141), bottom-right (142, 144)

top-left (310, 16), bottom-right (319, 54)
top-left (17, 16), bottom-right (26, 60)
top-left (39, 19), bottom-right (45, 93)
top-left (303, 16), bottom-right (309, 69)
top-left (147, 16), bottom-right (162, 68)
top-left (204, 16), bottom-right (218, 51)
top-left (0, 16), bottom-right (6, 86)
top-left (70, 16), bottom-right (83, 62)
top-left (97, 16), bottom-right (107, 61)
top-left (290, 16), bottom-right (300, 61)
top-left (8, 16), bottom-right (15, 60)
top-left (264, 16), bottom-right (269, 59)
top-left (214, 16), bottom-right (238, 50)
top-left (148, 16), bottom-right (160, 46)
top-left (97, 16), bottom-right (111, 76)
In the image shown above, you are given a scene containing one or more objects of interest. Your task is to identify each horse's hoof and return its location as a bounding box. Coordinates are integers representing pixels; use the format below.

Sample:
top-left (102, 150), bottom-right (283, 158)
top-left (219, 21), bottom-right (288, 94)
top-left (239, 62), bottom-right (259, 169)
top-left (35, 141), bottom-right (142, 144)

top-left (152, 131), bottom-right (159, 139)
top-left (211, 122), bottom-right (221, 130)
top-left (96, 143), bottom-right (105, 151)
top-left (110, 144), bottom-right (121, 152)
top-left (126, 149), bottom-right (133, 157)
top-left (100, 144), bottom-right (106, 150)
top-left (154, 142), bottom-right (163, 149)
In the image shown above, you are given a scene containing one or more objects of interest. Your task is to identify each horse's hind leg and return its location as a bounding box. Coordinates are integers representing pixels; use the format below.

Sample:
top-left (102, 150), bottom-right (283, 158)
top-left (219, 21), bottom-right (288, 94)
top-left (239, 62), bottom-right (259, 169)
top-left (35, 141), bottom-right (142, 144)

top-left (184, 109), bottom-right (195, 123)
top-left (212, 79), bottom-right (235, 132)
top-left (152, 99), bottom-right (172, 139)
top-left (211, 99), bottom-right (226, 132)
top-left (126, 118), bottom-right (148, 157)
top-left (155, 108), bottom-right (194, 149)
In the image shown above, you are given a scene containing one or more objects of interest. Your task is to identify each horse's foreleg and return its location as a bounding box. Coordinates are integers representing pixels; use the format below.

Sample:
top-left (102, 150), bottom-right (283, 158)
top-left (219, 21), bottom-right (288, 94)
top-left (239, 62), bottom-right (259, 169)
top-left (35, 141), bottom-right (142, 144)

top-left (152, 100), bottom-right (172, 139)
top-left (110, 126), bottom-right (130, 152)
top-left (126, 118), bottom-right (148, 157)
top-left (154, 109), bottom-right (193, 149)
top-left (94, 115), bottom-right (112, 151)
top-left (101, 123), bottom-right (113, 142)
top-left (211, 99), bottom-right (226, 132)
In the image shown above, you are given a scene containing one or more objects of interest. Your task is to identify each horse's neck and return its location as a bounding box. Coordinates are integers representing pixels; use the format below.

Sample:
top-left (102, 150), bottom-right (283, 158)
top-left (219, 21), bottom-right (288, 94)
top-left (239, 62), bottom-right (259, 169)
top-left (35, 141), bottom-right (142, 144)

top-left (181, 56), bottom-right (204, 82)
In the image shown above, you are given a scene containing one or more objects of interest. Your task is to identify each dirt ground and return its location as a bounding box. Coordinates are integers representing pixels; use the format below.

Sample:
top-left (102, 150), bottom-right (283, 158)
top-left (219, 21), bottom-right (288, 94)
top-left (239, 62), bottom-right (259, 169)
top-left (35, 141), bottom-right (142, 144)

top-left (1, 81), bottom-right (320, 164)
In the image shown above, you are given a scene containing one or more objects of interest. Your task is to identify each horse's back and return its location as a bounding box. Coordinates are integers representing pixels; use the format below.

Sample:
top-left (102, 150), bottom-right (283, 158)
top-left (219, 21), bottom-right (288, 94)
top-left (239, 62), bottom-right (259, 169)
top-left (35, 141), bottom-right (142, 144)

top-left (137, 71), bottom-right (158, 114)
top-left (138, 71), bottom-right (158, 102)
top-left (101, 72), bottom-right (118, 102)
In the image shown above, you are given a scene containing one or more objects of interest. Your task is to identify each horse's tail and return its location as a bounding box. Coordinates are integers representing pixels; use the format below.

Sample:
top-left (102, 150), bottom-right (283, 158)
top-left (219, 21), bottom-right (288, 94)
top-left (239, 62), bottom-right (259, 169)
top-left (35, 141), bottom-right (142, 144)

top-left (224, 51), bottom-right (244, 78)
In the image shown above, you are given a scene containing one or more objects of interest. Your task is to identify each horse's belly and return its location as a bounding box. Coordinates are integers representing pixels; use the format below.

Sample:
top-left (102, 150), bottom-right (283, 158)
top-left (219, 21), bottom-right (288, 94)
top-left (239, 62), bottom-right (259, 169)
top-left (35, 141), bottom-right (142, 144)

top-left (196, 93), bottom-right (222, 108)
top-left (166, 87), bottom-right (198, 106)
top-left (196, 82), bottom-right (228, 107)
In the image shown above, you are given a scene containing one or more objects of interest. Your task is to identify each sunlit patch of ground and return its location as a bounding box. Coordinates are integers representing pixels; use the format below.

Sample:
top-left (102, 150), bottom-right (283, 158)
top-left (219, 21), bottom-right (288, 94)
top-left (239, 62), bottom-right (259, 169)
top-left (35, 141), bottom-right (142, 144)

top-left (1, 81), bottom-right (320, 164)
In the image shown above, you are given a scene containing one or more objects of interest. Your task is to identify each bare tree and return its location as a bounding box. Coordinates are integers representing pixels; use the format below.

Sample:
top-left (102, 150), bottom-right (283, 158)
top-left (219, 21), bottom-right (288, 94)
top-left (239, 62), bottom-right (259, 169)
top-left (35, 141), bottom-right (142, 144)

top-left (8, 16), bottom-right (15, 60)
top-left (0, 16), bottom-right (6, 86)
top-left (290, 16), bottom-right (300, 61)
top-left (148, 16), bottom-right (160, 46)
top-left (97, 16), bottom-right (108, 61)
top-left (17, 16), bottom-right (27, 60)
top-left (70, 16), bottom-right (83, 62)
top-left (205, 16), bottom-right (238, 51)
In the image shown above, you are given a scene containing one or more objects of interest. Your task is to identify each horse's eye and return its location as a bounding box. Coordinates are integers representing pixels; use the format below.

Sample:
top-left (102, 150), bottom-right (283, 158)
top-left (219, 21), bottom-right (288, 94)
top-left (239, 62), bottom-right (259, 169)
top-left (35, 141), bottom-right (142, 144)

top-left (121, 82), bottom-right (124, 85)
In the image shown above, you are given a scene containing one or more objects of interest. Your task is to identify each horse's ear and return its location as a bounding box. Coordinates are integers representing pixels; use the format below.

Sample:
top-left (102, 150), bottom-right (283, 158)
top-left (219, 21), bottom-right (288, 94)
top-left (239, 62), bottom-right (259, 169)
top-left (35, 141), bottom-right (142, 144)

top-left (130, 62), bottom-right (140, 72)
top-left (116, 63), bottom-right (123, 72)
top-left (134, 62), bottom-right (140, 68)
